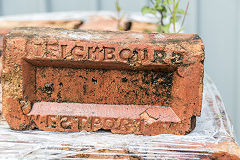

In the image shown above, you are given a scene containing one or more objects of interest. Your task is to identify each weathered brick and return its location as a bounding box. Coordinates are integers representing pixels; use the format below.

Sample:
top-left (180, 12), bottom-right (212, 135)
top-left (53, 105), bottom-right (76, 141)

top-left (2, 27), bottom-right (204, 135)
top-left (0, 20), bottom-right (83, 83)
top-left (80, 16), bottom-right (131, 31)
top-left (0, 20), bottom-right (83, 29)
top-left (130, 21), bottom-right (158, 33)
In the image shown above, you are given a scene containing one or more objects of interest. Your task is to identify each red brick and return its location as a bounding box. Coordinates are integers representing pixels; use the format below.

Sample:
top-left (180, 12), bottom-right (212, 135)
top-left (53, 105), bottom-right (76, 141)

top-left (130, 21), bottom-right (158, 32)
top-left (80, 16), bottom-right (131, 31)
top-left (2, 27), bottom-right (204, 135)
top-left (0, 20), bottom-right (83, 29)
top-left (0, 20), bottom-right (83, 83)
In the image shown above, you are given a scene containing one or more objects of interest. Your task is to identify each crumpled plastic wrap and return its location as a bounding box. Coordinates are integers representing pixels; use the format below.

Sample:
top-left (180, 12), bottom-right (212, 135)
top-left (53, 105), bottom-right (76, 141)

top-left (0, 11), bottom-right (238, 159)
top-left (0, 74), bottom-right (238, 159)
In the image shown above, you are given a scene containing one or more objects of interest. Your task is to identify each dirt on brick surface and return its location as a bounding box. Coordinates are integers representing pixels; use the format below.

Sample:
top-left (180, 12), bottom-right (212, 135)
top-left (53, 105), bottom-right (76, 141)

top-left (2, 27), bottom-right (204, 135)
top-left (208, 152), bottom-right (240, 160)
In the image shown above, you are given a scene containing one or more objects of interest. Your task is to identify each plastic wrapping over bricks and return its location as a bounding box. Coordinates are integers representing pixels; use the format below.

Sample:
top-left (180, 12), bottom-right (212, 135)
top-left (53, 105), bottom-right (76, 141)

top-left (2, 27), bottom-right (205, 135)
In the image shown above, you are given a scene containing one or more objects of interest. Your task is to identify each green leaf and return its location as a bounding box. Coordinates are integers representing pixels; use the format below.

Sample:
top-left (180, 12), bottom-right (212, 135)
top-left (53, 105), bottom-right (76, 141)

top-left (166, 0), bottom-right (173, 5)
top-left (142, 0), bottom-right (187, 33)
top-left (157, 25), bottom-right (162, 32)
top-left (144, 29), bottom-right (152, 33)
top-left (156, 5), bottom-right (163, 11)
top-left (157, 23), bottom-right (170, 33)
top-left (177, 9), bottom-right (185, 14)
top-left (177, 27), bottom-right (184, 33)
top-left (119, 26), bottom-right (124, 31)
top-left (167, 5), bottom-right (172, 14)
top-left (162, 0), bottom-right (167, 5)
top-left (141, 6), bottom-right (156, 15)
top-left (175, 0), bottom-right (181, 9)
top-left (154, 3), bottom-right (158, 9)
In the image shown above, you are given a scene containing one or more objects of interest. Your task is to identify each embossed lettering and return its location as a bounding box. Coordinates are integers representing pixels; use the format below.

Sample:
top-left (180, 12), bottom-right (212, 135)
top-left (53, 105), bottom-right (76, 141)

top-left (71, 45), bottom-right (86, 59)
top-left (60, 116), bottom-right (72, 129)
top-left (78, 116), bottom-right (91, 131)
top-left (46, 115), bottom-right (57, 128)
top-left (47, 40), bottom-right (59, 57)
top-left (139, 48), bottom-right (148, 62)
top-left (30, 43), bottom-right (44, 57)
top-left (119, 49), bottom-right (133, 61)
top-left (120, 119), bottom-right (131, 132)
top-left (59, 41), bottom-right (75, 59)
top-left (103, 118), bottom-right (115, 129)
top-left (104, 47), bottom-right (115, 60)
top-left (88, 46), bottom-right (104, 61)
top-left (132, 119), bottom-right (144, 133)
top-left (33, 115), bottom-right (144, 133)
top-left (31, 42), bottom-right (184, 65)
top-left (29, 115), bottom-right (40, 124)
top-left (171, 52), bottom-right (183, 64)
top-left (153, 50), bottom-right (167, 64)
top-left (92, 117), bottom-right (103, 131)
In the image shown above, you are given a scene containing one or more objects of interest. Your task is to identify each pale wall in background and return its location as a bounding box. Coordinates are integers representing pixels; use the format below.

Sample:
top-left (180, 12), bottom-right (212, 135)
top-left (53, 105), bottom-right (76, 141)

top-left (185, 0), bottom-right (240, 143)
top-left (0, 0), bottom-right (239, 143)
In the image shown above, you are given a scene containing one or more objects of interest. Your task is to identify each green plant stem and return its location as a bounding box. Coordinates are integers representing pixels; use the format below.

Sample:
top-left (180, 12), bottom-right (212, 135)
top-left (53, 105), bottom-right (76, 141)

top-left (142, 0), bottom-right (187, 33)
top-left (173, 0), bottom-right (176, 33)
top-left (152, 0), bottom-right (164, 27)
top-left (159, 11), bottom-right (164, 26)
top-left (116, 0), bottom-right (120, 30)
top-left (181, 0), bottom-right (190, 28)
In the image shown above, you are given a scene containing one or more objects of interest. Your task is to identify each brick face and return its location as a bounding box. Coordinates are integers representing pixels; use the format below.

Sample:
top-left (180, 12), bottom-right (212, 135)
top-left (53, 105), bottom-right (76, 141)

top-left (2, 28), bottom-right (205, 135)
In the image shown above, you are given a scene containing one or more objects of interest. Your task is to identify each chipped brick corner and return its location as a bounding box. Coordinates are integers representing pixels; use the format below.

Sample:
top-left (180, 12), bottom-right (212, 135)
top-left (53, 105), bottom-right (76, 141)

top-left (2, 27), bottom-right (205, 135)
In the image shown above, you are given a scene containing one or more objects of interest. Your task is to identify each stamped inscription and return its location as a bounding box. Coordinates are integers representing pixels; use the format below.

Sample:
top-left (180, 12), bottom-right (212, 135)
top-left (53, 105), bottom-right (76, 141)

top-left (27, 41), bottom-right (185, 65)
top-left (3, 28), bottom-right (204, 135)
top-left (29, 115), bottom-right (144, 133)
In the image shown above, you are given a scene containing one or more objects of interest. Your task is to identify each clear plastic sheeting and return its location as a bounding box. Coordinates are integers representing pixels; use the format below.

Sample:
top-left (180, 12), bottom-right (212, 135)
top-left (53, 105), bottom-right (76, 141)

top-left (0, 74), bottom-right (237, 159)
